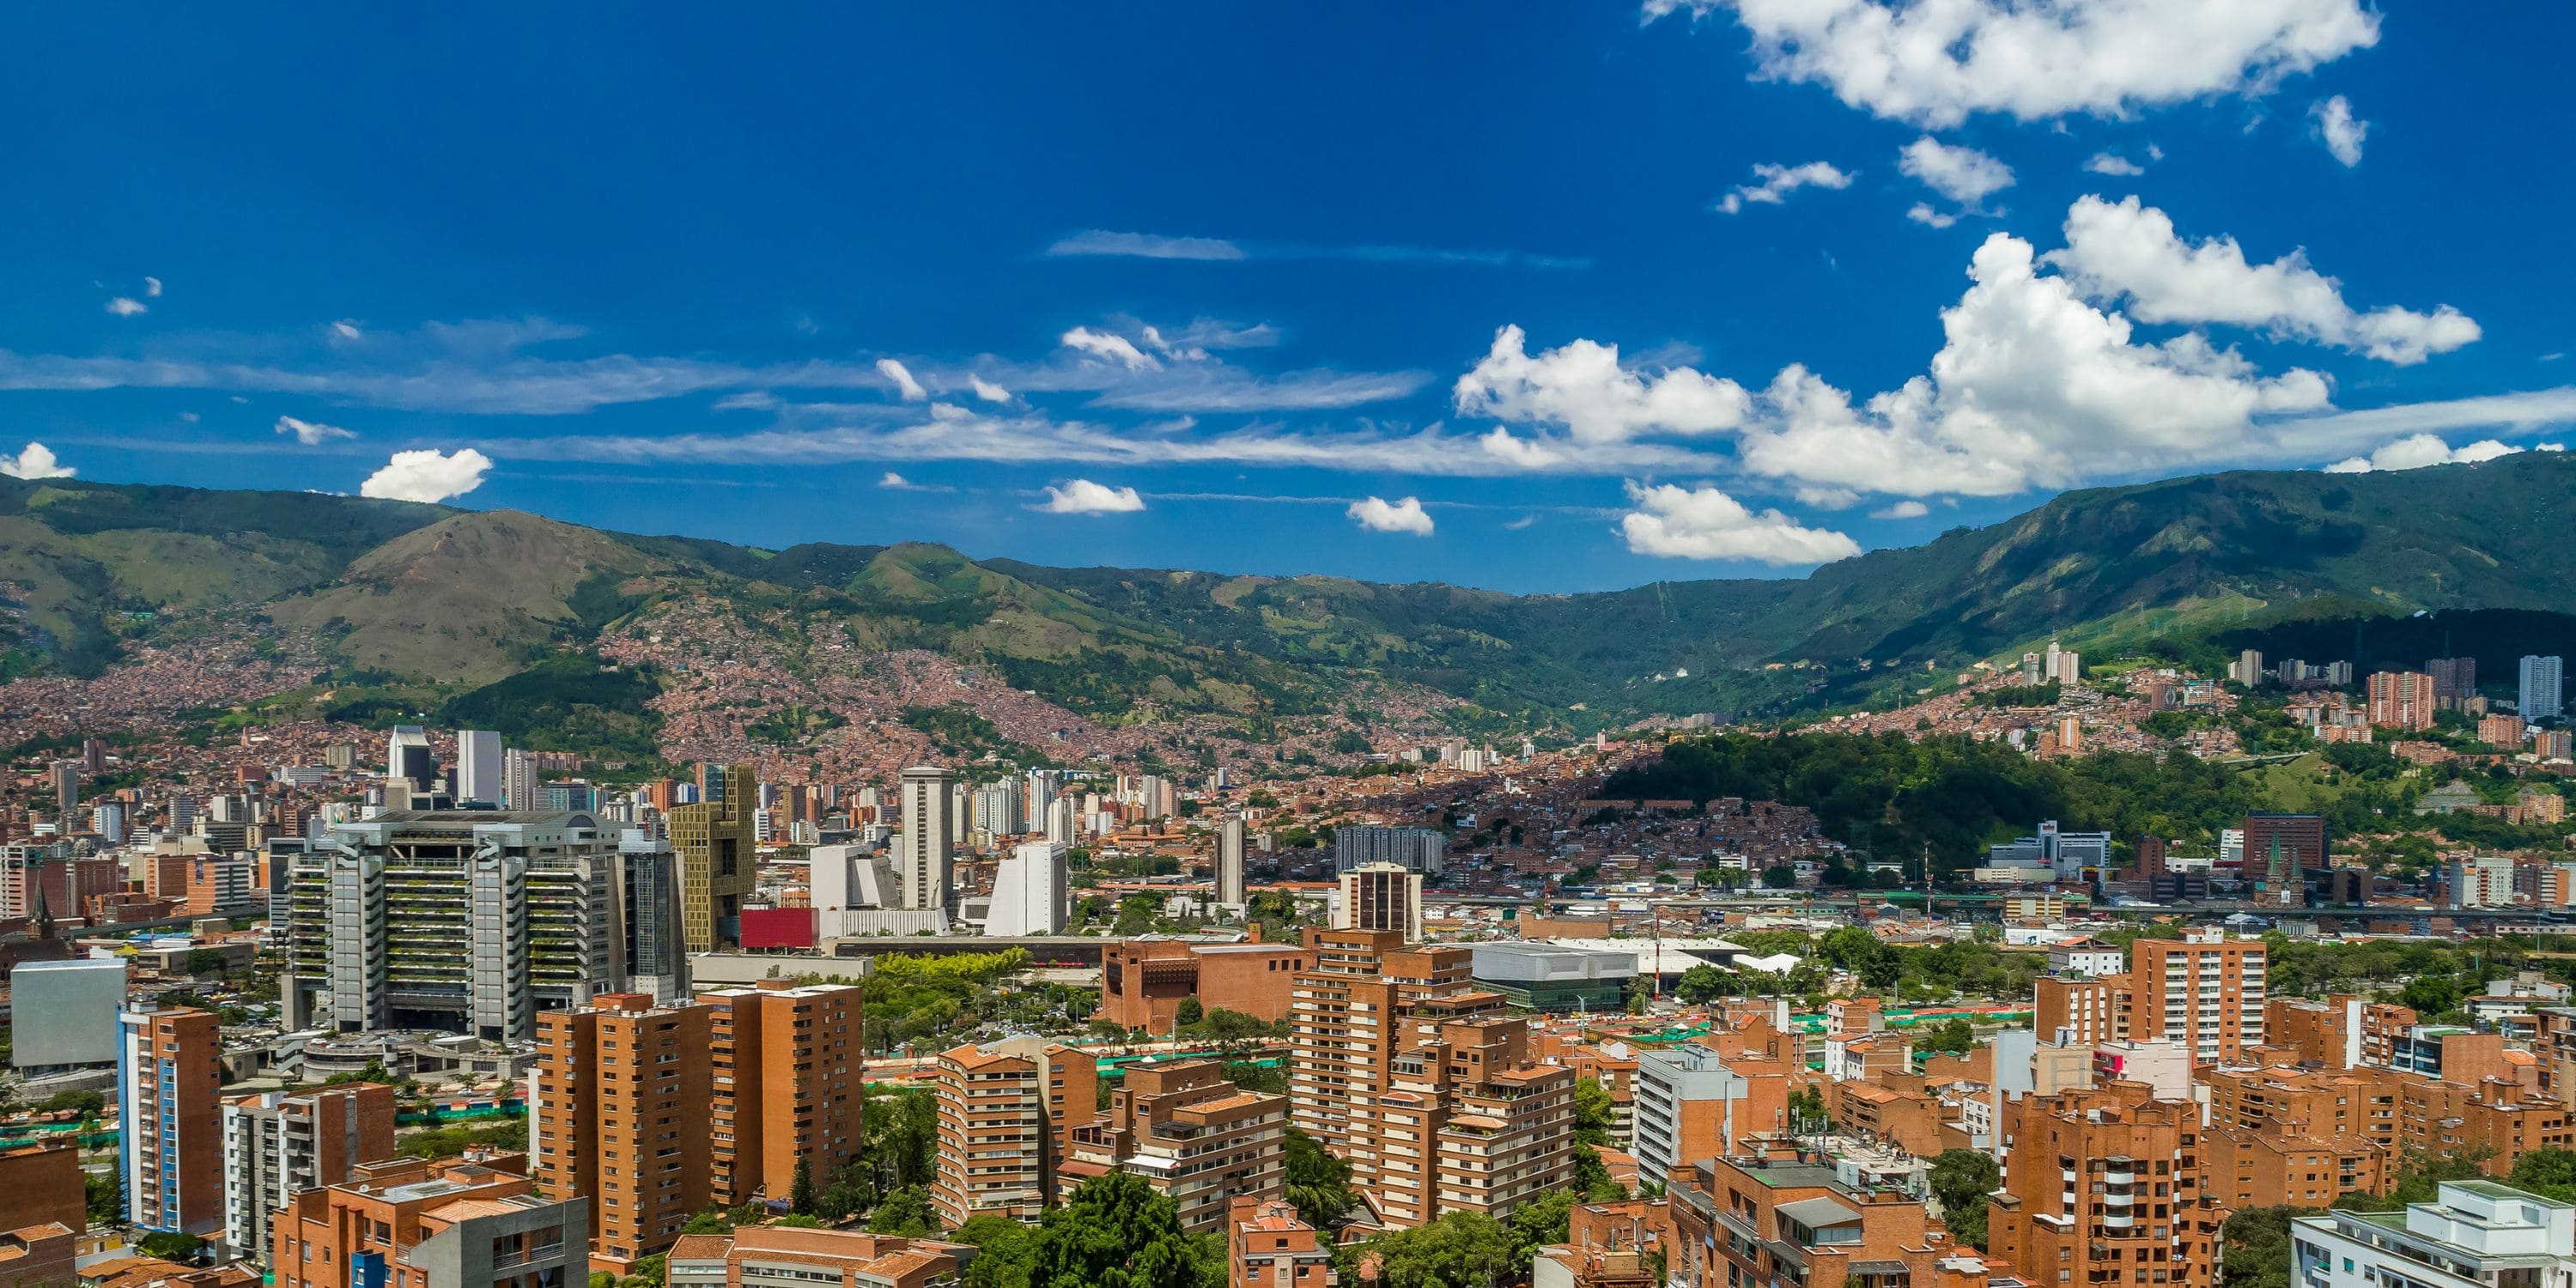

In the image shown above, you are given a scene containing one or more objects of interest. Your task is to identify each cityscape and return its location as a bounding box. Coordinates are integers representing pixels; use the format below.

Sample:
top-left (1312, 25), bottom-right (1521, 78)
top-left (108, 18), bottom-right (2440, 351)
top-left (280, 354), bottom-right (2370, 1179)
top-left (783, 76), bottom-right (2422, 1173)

top-left (4, 8), bottom-right (2576, 1288)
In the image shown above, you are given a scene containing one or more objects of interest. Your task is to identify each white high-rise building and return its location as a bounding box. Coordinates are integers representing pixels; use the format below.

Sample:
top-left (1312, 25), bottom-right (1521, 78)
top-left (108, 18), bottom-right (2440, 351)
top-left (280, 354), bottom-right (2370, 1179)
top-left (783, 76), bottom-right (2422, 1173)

top-left (454, 730), bottom-right (502, 805)
top-left (501, 749), bottom-right (540, 812)
top-left (1216, 817), bottom-right (1247, 908)
top-left (900, 766), bottom-right (955, 913)
top-left (386, 726), bottom-right (435, 789)
top-left (1045, 796), bottom-right (1076, 846)
top-left (2523, 655), bottom-right (2565, 720)
top-left (987, 841), bottom-right (1069, 935)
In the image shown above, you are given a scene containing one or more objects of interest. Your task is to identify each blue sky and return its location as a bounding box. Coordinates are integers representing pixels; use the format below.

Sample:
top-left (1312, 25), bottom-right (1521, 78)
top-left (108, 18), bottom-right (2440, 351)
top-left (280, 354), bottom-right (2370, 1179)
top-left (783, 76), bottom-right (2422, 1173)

top-left (2, 4), bottom-right (2569, 592)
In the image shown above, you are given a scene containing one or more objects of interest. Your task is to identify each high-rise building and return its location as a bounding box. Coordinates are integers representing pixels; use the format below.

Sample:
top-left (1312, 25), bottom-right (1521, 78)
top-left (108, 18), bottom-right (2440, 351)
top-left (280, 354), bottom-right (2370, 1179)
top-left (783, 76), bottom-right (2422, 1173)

top-left (1217, 817), bottom-right (1248, 908)
top-left (286, 810), bottom-right (685, 1038)
top-left (501, 749), bottom-right (539, 812)
top-left (1066, 1060), bottom-right (1285, 1234)
top-left (1986, 1080), bottom-right (2222, 1288)
top-left (2366, 671), bottom-right (2439, 730)
top-left (385, 726), bottom-right (437, 791)
top-left (47, 761), bottom-right (76, 830)
top-left (702, 983), bottom-right (864, 1208)
top-left (899, 766), bottom-right (955, 913)
top-left (2125, 928), bottom-right (2267, 1063)
top-left (1334, 862), bottom-right (1423, 940)
top-left (2428, 656), bottom-right (2479, 708)
top-left (2242, 812), bottom-right (2328, 880)
top-left (1332, 825), bottom-right (1444, 875)
top-left (987, 840), bottom-right (1069, 936)
top-left (929, 1036), bottom-right (1099, 1228)
top-left (2524, 655), bottom-right (2567, 720)
top-left (222, 1084), bottom-right (398, 1261)
top-left (1631, 1041), bottom-right (1794, 1183)
top-left (11, 958), bottom-right (126, 1071)
top-left (535, 993), bottom-right (714, 1273)
top-left (453, 730), bottom-right (503, 805)
top-left (2230, 649), bottom-right (2264, 686)
top-left (118, 1005), bottom-right (223, 1235)
top-left (669, 762), bottom-right (758, 953)
top-left (273, 1154), bottom-right (586, 1288)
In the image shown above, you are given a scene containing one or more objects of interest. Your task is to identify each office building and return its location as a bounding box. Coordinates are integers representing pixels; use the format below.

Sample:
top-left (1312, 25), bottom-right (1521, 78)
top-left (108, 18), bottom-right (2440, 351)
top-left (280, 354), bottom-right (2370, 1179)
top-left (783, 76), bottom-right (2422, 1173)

top-left (453, 730), bottom-right (502, 805)
top-left (1217, 817), bottom-right (1247, 908)
top-left (2367, 670), bottom-right (2439, 730)
top-left (1631, 1042), bottom-right (1794, 1183)
top-left (929, 1036), bottom-right (1099, 1228)
top-left (1332, 825), bottom-right (1445, 875)
top-left (46, 762), bottom-right (76, 831)
top-left (286, 811), bottom-right (685, 1039)
top-left (118, 1005), bottom-right (223, 1235)
top-left (1097, 941), bottom-right (1308, 1033)
top-left (271, 1154), bottom-right (586, 1288)
top-left (1469, 943), bottom-right (1635, 1012)
top-left (9, 959), bottom-right (125, 1071)
top-left (668, 762), bottom-right (757, 953)
top-left (1227, 1198), bottom-right (1334, 1288)
top-left (2126, 929), bottom-right (2267, 1063)
top-left (1334, 862), bottom-right (1423, 940)
top-left (666, 1230), bottom-right (974, 1288)
top-left (987, 840), bottom-right (1070, 936)
top-left (222, 1084), bottom-right (398, 1261)
top-left (2429, 656), bottom-right (2478, 708)
top-left (1986, 1081), bottom-right (2222, 1288)
top-left (2229, 649), bottom-right (2263, 686)
top-left (899, 766), bottom-right (956, 913)
top-left (1984, 820), bottom-right (2111, 881)
top-left (2292, 1181), bottom-right (2576, 1288)
top-left (2243, 811), bottom-right (2328, 881)
top-left (386, 726), bottom-right (437, 792)
top-left (2526, 655), bottom-right (2567, 720)
top-left (501, 749), bottom-right (540, 812)
top-left (1066, 1060), bottom-right (1286, 1234)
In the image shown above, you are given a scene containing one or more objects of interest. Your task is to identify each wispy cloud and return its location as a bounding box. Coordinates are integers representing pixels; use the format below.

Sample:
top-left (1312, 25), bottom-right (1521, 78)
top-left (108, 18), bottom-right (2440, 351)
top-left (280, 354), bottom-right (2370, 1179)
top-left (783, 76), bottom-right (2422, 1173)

top-left (1046, 229), bottom-right (1587, 270)
top-left (275, 415), bottom-right (357, 445)
top-left (1047, 230), bottom-right (1246, 261)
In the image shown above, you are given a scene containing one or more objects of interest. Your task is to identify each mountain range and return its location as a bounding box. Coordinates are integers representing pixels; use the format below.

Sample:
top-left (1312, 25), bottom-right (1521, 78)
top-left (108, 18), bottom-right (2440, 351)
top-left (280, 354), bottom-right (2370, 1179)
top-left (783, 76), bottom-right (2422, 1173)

top-left (4, 451), bottom-right (2574, 737)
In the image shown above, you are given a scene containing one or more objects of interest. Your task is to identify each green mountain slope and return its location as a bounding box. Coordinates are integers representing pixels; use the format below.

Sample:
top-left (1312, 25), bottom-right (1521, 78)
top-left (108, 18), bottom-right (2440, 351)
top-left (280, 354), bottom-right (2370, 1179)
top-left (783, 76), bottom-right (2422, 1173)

top-left (6, 452), bottom-right (2574, 723)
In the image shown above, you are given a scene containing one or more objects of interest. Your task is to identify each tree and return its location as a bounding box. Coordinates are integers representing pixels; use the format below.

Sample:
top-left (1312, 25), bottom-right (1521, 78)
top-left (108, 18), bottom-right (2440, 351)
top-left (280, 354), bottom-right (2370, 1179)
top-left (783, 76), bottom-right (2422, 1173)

top-left (182, 948), bottom-right (232, 978)
top-left (2511, 1145), bottom-right (2576, 1201)
top-left (1571, 1145), bottom-right (1625, 1201)
top-left (1918, 1018), bottom-right (1975, 1056)
top-left (2400, 974), bottom-right (2463, 1017)
top-left (138, 1231), bottom-right (209, 1262)
top-left (1572, 1078), bottom-right (1616, 1146)
top-left (789, 1158), bottom-right (816, 1216)
top-left (1503, 1191), bottom-right (1577, 1279)
top-left (1674, 964), bottom-right (1725, 1005)
top-left (86, 1170), bottom-right (123, 1224)
top-left (1174, 997), bottom-right (1205, 1029)
top-left (1368, 1211), bottom-right (1514, 1288)
top-left (2218, 1206), bottom-right (2304, 1288)
top-left (1284, 1126), bottom-right (1357, 1230)
top-left (869, 1186), bottom-right (934, 1237)
top-left (1759, 866), bottom-right (1796, 890)
top-left (953, 1215), bottom-right (1037, 1288)
top-left (1927, 1150), bottom-right (2000, 1249)
top-left (1028, 1171), bottom-right (1202, 1288)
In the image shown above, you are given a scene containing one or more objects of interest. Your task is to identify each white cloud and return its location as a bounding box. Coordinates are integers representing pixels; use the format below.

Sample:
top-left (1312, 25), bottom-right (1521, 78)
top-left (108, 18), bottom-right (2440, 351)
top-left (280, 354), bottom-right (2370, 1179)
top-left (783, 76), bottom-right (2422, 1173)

top-left (143, 276), bottom-right (163, 298)
top-left (967, 374), bottom-right (1012, 404)
top-left (1715, 161), bottom-right (1856, 215)
top-left (1872, 500), bottom-right (1931, 519)
top-left (1617, 482), bottom-right (1861, 564)
top-left (1794, 485), bottom-right (1861, 509)
top-left (1455, 325), bottom-right (1751, 444)
top-left (1643, 0), bottom-right (2379, 128)
top-left (876, 357), bottom-right (927, 401)
top-left (360, 448), bottom-right (492, 503)
top-left (104, 297), bottom-right (147, 317)
top-left (879, 471), bottom-right (912, 489)
top-left (2083, 152), bottom-right (2146, 176)
top-left (1899, 137), bottom-right (2014, 221)
top-left (1348, 495), bottom-right (1435, 536)
top-left (1060, 327), bottom-right (1161, 371)
top-left (2311, 94), bottom-right (2368, 167)
top-left (0, 442), bottom-right (72, 479)
top-left (1905, 204), bottom-right (1959, 229)
top-left (1039, 478), bottom-right (1146, 514)
top-left (275, 415), bottom-right (356, 445)
top-left (2322, 434), bottom-right (2518, 473)
top-left (331, 319), bottom-right (364, 340)
top-left (1047, 230), bottom-right (1247, 261)
top-left (2046, 194), bottom-right (2479, 363)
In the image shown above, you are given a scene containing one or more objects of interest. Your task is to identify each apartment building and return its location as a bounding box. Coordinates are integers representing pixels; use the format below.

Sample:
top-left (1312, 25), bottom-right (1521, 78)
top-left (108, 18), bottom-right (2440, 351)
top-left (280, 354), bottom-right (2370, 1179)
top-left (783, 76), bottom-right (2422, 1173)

top-left (1985, 1081), bottom-right (2226, 1288)
top-left (1533, 1198), bottom-right (1678, 1288)
top-left (670, 763), bottom-right (759, 953)
top-left (532, 994), bottom-right (714, 1273)
top-left (2292, 1182), bottom-right (2576, 1288)
top-left (702, 984), bottom-right (864, 1207)
top-left (271, 1154), bottom-right (586, 1288)
top-left (118, 1006), bottom-right (222, 1236)
top-left (1065, 1060), bottom-right (1286, 1233)
top-left (286, 811), bottom-right (686, 1040)
top-left (2206, 1117), bottom-right (2385, 1210)
top-left (1228, 1198), bottom-right (1334, 1288)
top-left (1663, 1155), bottom-right (1967, 1288)
top-left (2263, 994), bottom-right (2417, 1070)
top-left (222, 1084), bottom-right (399, 1261)
top-left (929, 1036), bottom-right (1099, 1228)
top-left (665, 1228), bottom-right (973, 1288)
top-left (2126, 929), bottom-right (2267, 1063)
top-left (2035, 973), bottom-right (2129, 1046)
top-left (1631, 1042), bottom-right (1792, 1183)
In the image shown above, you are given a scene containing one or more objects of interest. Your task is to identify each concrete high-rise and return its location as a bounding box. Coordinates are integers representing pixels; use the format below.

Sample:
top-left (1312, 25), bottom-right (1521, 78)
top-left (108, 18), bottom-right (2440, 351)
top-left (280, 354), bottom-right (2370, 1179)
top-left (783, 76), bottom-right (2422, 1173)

top-left (987, 840), bottom-right (1069, 935)
top-left (2428, 657), bottom-right (2478, 708)
top-left (118, 1005), bottom-right (222, 1235)
top-left (669, 762), bottom-right (758, 952)
top-left (385, 726), bottom-right (437, 791)
top-left (453, 730), bottom-right (502, 805)
top-left (899, 766), bottom-right (955, 913)
top-left (222, 1083), bottom-right (398, 1261)
top-left (1216, 817), bottom-right (1247, 908)
top-left (2366, 671), bottom-right (2439, 730)
top-left (502, 748), bottom-right (540, 811)
top-left (2126, 928), bottom-right (2267, 1063)
top-left (1334, 862), bottom-right (1422, 940)
top-left (929, 1036), bottom-right (1098, 1228)
top-left (2525, 655), bottom-right (2566, 720)
top-left (47, 761), bottom-right (76, 830)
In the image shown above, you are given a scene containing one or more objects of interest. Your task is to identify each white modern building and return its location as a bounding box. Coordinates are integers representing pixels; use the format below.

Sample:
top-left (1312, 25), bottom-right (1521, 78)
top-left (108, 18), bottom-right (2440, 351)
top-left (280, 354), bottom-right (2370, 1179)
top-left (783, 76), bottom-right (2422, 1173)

top-left (1216, 816), bottom-right (1247, 908)
top-left (2045, 939), bottom-right (2126, 977)
top-left (453, 730), bottom-right (503, 806)
top-left (2293, 1181), bottom-right (2576, 1288)
top-left (10, 958), bottom-right (125, 1071)
top-left (987, 840), bottom-right (1070, 936)
top-left (1633, 1042), bottom-right (1784, 1182)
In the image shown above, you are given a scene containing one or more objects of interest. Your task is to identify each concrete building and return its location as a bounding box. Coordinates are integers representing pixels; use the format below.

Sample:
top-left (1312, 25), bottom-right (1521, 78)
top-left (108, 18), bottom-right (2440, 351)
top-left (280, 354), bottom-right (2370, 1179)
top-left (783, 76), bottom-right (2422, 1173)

top-left (118, 1006), bottom-right (222, 1235)
top-left (1633, 1044), bottom-right (1793, 1182)
top-left (286, 811), bottom-right (685, 1039)
top-left (1331, 825), bottom-right (1445, 876)
top-left (666, 1229), bottom-right (974, 1288)
top-left (2525, 655), bottom-right (2567, 721)
top-left (1334, 862), bottom-right (1422, 940)
top-left (1469, 943), bottom-right (1635, 1012)
top-left (670, 762), bottom-right (758, 953)
top-left (385, 726), bottom-right (437, 793)
top-left (2293, 1181), bottom-right (2576, 1288)
top-left (1227, 1197), bottom-right (1334, 1288)
top-left (1096, 940), bottom-right (1308, 1033)
top-left (987, 840), bottom-right (1070, 936)
top-left (1984, 821), bottom-right (2111, 882)
top-left (453, 730), bottom-right (502, 806)
top-left (270, 1154), bottom-right (584, 1288)
top-left (929, 1036), bottom-right (1099, 1228)
top-left (222, 1084), bottom-right (398, 1262)
top-left (2127, 928), bottom-right (2267, 1063)
top-left (9, 958), bottom-right (125, 1072)
top-left (1217, 817), bottom-right (1248, 909)
top-left (1668, 1155), bottom-right (1965, 1288)
top-left (1064, 1060), bottom-right (1285, 1234)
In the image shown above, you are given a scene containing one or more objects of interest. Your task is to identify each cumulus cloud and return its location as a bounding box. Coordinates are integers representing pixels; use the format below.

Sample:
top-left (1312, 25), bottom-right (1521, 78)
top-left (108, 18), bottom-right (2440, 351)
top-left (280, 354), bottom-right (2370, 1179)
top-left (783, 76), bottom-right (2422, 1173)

top-left (360, 448), bottom-right (492, 503)
top-left (1060, 327), bottom-right (1160, 371)
top-left (2084, 152), bottom-right (2146, 176)
top-left (2046, 195), bottom-right (2479, 363)
top-left (275, 415), bottom-right (356, 445)
top-left (105, 297), bottom-right (147, 317)
top-left (876, 357), bottom-right (927, 401)
top-left (1348, 495), bottom-right (1435, 536)
top-left (2311, 94), bottom-right (2368, 167)
top-left (1038, 478), bottom-right (1145, 514)
top-left (0, 442), bottom-right (72, 479)
top-left (1899, 137), bottom-right (2014, 222)
top-left (1641, 0), bottom-right (2379, 128)
top-left (1872, 500), bottom-right (1931, 519)
top-left (1617, 482), bottom-right (1862, 564)
top-left (2322, 434), bottom-right (2519, 473)
top-left (967, 374), bottom-right (1012, 404)
top-left (1046, 230), bottom-right (1248, 260)
top-left (1455, 325), bottom-right (1751, 444)
top-left (1715, 161), bottom-right (1856, 215)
